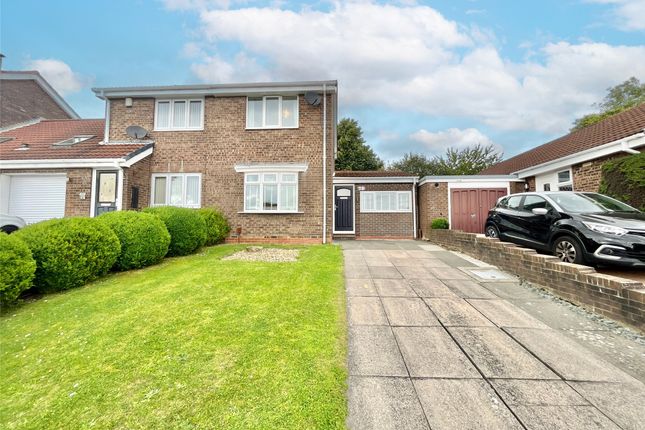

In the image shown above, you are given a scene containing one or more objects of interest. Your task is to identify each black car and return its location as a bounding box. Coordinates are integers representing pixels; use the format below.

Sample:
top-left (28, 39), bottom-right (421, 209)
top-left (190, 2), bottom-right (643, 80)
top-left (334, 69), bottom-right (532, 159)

top-left (484, 192), bottom-right (645, 267)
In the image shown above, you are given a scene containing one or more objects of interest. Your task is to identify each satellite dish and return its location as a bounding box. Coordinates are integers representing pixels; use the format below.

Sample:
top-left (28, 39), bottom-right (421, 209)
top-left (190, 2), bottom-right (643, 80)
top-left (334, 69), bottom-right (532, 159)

top-left (125, 125), bottom-right (148, 139)
top-left (304, 91), bottom-right (321, 106)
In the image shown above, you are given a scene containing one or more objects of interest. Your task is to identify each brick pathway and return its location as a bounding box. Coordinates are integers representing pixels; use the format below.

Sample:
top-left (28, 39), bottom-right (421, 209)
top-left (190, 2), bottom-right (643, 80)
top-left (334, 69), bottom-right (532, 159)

top-left (343, 240), bottom-right (645, 430)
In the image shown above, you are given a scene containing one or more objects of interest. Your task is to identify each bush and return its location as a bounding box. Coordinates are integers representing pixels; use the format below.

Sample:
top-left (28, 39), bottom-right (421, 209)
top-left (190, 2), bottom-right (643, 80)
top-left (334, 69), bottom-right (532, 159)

top-left (0, 233), bottom-right (36, 305)
top-left (598, 152), bottom-right (645, 210)
top-left (196, 208), bottom-right (230, 246)
top-left (430, 218), bottom-right (449, 229)
top-left (15, 218), bottom-right (120, 293)
top-left (143, 207), bottom-right (207, 256)
top-left (99, 211), bottom-right (171, 271)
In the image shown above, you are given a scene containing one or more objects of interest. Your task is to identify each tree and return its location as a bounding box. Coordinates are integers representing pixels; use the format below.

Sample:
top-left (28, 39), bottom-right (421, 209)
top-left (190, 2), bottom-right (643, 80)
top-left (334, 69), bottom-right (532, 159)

top-left (388, 144), bottom-right (502, 176)
top-left (572, 77), bottom-right (645, 131)
top-left (335, 118), bottom-right (384, 171)
top-left (388, 153), bottom-right (439, 177)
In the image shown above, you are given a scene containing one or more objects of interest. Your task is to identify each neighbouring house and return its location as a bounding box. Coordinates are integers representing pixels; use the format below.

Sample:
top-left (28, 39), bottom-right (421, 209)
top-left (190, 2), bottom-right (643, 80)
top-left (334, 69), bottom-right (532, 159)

top-left (1, 69), bottom-right (79, 129)
top-left (333, 171), bottom-right (418, 239)
top-left (0, 119), bottom-right (153, 223)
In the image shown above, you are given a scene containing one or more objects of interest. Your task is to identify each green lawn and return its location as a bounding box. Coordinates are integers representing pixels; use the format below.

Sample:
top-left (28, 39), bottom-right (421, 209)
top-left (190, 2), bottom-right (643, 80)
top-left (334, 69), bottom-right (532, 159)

top-left (0, 245), bottom-right (347, 430)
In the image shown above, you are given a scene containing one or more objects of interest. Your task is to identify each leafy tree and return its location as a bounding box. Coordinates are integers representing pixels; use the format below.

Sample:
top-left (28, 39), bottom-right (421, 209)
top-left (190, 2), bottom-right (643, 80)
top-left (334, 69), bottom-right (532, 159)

top-left (572, 77), bottom-right (645, 131)
top-left (389, 144), bottom-right (502, 176)
top-left (388, 152), bottom-right (439, 177)
top-left (335, 118), bottom-right (384, 171)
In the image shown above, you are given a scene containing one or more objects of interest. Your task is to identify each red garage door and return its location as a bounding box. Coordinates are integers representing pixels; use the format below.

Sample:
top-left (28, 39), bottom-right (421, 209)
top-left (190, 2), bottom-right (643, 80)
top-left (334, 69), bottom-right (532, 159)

top-left (451, 188), bottom-right (507, 233)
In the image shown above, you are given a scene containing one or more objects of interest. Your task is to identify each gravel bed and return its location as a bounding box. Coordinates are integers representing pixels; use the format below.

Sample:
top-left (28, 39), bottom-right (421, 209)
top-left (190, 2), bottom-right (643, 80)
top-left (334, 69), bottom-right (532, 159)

top-left (222, 246), bottom-right (300, 262)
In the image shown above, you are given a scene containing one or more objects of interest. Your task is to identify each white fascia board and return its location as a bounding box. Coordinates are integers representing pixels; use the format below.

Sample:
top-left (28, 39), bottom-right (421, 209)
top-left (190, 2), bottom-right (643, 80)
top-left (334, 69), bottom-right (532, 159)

top-left (121, 147), bottom-right (154, 167)
top-left (0, 150), bottom-right (154, 170)
top-left (2, 72), bottom-right (80, 119)
top-left (514, 132), bottom-right (645, 178)
top-left (333, 177), bottom-right (417, 184)
top-left (418, 175), bottom-right (521, 186)
top-left (234, 163), bottom-right (309, 173)
top-left (448, 181), bottom-right (510, 189)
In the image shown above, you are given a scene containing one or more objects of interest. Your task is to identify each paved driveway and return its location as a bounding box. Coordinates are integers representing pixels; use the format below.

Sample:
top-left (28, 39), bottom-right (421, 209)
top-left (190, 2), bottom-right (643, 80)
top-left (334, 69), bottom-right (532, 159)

top-left (343, 240), bottom-right (645, 430)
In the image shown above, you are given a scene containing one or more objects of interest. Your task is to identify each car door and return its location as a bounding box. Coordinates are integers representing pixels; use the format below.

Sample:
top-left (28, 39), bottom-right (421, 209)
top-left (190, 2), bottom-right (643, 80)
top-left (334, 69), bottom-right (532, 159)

top-left (495, 195), bottom-right (524, 238)
top-left (518, 195), bottom-right (555, 250)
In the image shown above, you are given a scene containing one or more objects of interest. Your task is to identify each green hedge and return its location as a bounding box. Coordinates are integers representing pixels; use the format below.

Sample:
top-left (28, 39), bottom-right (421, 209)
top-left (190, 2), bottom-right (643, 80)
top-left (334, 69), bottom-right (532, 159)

top-left (143, 207), bottom-right (207, 256)
top-left (430, 218), bottom-right (449, 229)
top-left (0, 233), bottom-right (36, 305)
top-left (99, 211), bottom-right (171, 271)
top-left (15, 218), bottom-right (121, 293)
top-left (196, 208), bottom-right (230, 246)
top-left (598, 152), bottom-right (645, 210)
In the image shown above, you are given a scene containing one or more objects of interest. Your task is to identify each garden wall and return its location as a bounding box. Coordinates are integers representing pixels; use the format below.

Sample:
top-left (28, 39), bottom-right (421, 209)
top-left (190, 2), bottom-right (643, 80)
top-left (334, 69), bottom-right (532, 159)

top-left (427, 229), bottom-right (645, 331)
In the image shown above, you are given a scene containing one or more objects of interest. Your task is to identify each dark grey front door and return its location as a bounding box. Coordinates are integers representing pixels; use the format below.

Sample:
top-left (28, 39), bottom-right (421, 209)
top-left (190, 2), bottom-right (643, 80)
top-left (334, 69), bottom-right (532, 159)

top-left (95, 171), bottom-right (118, 216)
top-left (334, 186), bottom-right (354, 232)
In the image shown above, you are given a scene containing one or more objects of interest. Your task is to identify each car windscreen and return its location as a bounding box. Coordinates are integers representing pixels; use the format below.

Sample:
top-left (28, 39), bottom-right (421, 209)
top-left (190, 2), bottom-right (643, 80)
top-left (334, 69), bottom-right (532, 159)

top-left (548, 193), bottom-right (608, 213)
top-left (581, 193), bottom-right (640, 213)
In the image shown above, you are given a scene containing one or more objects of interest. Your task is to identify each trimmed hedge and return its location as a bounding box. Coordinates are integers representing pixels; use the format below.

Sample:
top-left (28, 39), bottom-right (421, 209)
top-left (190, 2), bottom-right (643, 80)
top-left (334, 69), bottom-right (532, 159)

top-left (0, 233), bottom-right (36, 305)
top-left (143, 207), bottom-right (207, 256)
top-left (430, 218), bottom-right (449, 229)
top-left (599, 152), bottom-right (645, 210)
top-left (196, 208), bottom-right (230, 246)
top-left (99, 211), bottom-right (171, 271)
top-left (15, 218), bottom-right (121, 293)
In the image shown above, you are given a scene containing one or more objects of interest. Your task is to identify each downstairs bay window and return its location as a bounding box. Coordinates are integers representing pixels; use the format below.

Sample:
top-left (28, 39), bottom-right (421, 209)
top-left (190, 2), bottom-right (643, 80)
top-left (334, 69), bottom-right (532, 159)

top-left (244, 172), bottom-right (298, 213)
top-left (151, 173), bottom-right (201, 208)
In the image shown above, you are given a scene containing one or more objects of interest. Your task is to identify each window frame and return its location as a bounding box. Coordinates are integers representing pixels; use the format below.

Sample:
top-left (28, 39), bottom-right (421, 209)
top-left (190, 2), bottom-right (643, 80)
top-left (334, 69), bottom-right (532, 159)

top-left (360, 191), bottom-right (412, 213)
top-left (154, 98), bottom-right (204, 131)
top-left (150, 173), bottom-right (202, 208)
top-left (557, 168), bottom-right (574, 191)
top-left (243, 172), bottom-right (300, 213)
top-left (245, 95), bottom-right (299, 130)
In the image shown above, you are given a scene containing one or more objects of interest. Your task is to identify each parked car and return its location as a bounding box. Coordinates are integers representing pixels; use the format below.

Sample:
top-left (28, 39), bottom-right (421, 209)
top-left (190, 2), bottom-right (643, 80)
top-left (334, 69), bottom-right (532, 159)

top-left (0, 214), bottom-right (26, 233)
top-left (484, 192), bottom-right (645, 267)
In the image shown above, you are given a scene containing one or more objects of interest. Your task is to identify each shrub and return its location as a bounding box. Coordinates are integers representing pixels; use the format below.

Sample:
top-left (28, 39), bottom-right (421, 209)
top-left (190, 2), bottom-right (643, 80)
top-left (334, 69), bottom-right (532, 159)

top-left (0, 233), bottom-right (36, 305)
top-left (430, 218), bottom-right (449, 229)
top-left (15, 218), bottom-right (120, 293)
top-left (196, 208), bottom-right (230, 246)
top-left (598, 152), bottom-right (645, 210)
top-left (143, 207), bottom-right (207, 256)
top-left (99, 211), bottom-right (171, 271)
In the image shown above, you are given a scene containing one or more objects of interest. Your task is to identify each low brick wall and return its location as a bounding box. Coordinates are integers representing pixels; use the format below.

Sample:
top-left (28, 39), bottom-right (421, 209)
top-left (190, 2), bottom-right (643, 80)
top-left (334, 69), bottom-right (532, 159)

top-left (427, 229), bottom-right (645, 331)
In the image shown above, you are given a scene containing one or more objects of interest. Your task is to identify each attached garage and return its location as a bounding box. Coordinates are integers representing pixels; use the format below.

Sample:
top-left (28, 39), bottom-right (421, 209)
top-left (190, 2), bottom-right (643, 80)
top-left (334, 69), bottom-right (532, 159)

top-left (5, 174), bottom-right (67, 223)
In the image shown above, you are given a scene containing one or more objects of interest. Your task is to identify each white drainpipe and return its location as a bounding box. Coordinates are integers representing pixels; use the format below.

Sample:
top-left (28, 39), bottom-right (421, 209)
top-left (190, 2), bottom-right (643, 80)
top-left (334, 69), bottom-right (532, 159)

top-left (412, 177), bottom-right (418, 238)
top-left (322, 84), bottom-right (328, 244)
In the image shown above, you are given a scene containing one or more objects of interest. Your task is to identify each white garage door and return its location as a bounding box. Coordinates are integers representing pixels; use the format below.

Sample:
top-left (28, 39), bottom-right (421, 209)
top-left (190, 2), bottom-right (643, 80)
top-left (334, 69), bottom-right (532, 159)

top-left (8, 175), bottom-right (67, 224)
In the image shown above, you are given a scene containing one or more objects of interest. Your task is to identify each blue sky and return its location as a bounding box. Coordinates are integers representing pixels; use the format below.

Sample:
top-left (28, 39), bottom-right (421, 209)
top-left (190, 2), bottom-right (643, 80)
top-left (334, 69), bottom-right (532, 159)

top-left (2, 0), bottom-right (644, 162)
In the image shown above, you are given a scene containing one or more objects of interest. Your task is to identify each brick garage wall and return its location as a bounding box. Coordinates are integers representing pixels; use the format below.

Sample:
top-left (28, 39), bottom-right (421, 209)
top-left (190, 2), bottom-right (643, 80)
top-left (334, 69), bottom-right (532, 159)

top-left (418, 182), bottom-right (448, 239)
top-left (427, 229), bottom-right (645, 331)
top-left (353, 182), bottom-right (414, 238)
top-left (510, 181), bottom-right (526, 194)
top-left (572, 154), bottom-right (627, 192)
top-left (122, 156), bottom-right (152, 210)
top-left (109, 95), bottom-right (335, 243)
top-left (0, 168), bottom-right (92, 217)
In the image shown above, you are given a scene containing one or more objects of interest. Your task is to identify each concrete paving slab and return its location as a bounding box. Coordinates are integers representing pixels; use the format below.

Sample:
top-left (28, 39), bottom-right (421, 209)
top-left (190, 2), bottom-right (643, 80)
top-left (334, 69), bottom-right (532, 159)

top-left (467, 299), bottom-right (550, 329)
top-left (427, 252), bottom-right (474, 268)
top-left (409, 279), bottom-right (458, 298)
top-left (442, 279), bottom-right (499, 299)
top-left (344, 255), bottom-right (367, 266)
top-left (389, 257), bottom-right (421, 267)
top-left (505, 328), bottom-right (636, 383)
top-left (569, 381), bottom-right (645, 430)
top-left (511, 405), bottom-right (620, 429)
top-left (417, 258), bottom-right (450, 268)
top-left (349, 326), bottom-right (408, 377)
top-left (490, 380), bottom-right (589, 406)
top-left (427, 267), bottom-right (471, 280)
top-left (393, 327), bottom-right (480, 378)
top-left (346, 278), bottom-right (378, 297)
top-left (384, 250), bottom-right (411, 259)
top-left (346, 265), bottom-right (372, 279)
top-left (424, 298), bottom-right (494, 327)
top-left (448, 327), bottom-right (559, 379)
top-left (466, 268), bottom-right (517, 282)
top-left (349, 297), bottom-right (389, 326)
top-left (406, 250), bottom-right (434, 259)
top-left (418, 244), bottom-right (444, 251)
top-left (362, 250), bottom-right (388, 259)
top-left (343, 249), bottom-right (365, 256)
top-left (479, 282), bottom-right (536, 299)
top-left (509, 297), bottom-right (610, 330)
top-left (364, 257), bottom-right (393, 267)
top-left (414, 379), bottom-right (522, 430)
top-left (348, 376), bottom-right (429, 430)
top-left (396, 265), bottom-right (432, 279)
top-left (368, 266), bottom-right (403, 279)
top-left (381, 298), bottom-right (440, 326)
top-left (396, 241), bottom-right (424, 250)
top-left (374, 279), bottom-right (417, 297)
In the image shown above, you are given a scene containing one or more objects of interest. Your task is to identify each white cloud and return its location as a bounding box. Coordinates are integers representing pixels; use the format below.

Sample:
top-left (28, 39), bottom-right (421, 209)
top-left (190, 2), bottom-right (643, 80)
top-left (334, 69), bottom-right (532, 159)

top-left (410, 127), bottom-right (500, 153)
top-left (587, 0), bottom-right (645, 31)
top-left (25, 58), bottom-right (90, 95)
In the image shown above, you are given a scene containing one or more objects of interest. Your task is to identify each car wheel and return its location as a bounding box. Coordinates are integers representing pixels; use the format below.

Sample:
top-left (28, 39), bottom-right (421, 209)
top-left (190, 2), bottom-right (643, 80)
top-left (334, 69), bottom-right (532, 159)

top-left (0, 225), bottom-right (19, 234)
top-left (485, 225), bottom-right (500, 238)
top-left (553, 236), bottom-right (584, 264)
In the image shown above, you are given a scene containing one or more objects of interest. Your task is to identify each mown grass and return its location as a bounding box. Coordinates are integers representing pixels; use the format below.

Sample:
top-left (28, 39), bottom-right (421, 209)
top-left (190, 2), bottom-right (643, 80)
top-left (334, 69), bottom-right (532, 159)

top-left (0, 245), bottom-right (347, 429)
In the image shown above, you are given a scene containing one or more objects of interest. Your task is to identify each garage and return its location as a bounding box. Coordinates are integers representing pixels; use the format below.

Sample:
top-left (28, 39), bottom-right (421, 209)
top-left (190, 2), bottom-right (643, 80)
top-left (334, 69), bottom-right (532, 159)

top-left (450, 187), bottom-right (507, 233)
top-left (4, 174), bottom-right (67, 224)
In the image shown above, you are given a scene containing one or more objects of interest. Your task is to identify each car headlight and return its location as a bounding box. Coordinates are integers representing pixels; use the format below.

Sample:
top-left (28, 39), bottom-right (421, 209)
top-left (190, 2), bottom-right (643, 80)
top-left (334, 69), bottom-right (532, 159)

top-left (582, 222), bottom-right (628, 236)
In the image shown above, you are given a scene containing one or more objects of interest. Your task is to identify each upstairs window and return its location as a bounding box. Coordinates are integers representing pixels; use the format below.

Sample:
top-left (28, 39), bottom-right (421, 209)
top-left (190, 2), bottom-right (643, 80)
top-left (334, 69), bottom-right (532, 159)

top-left (246, 96), bottom-right (298, 129)
top-left (360, 191), bottom-right (412, 213)
top-left (155, 99), bottom-right (203, 131)
top-left (244, 172), bottom-right (298, 212)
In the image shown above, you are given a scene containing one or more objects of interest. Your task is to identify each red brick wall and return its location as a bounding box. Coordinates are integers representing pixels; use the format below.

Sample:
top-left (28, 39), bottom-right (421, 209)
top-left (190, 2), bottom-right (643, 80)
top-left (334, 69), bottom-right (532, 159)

top-left (108, 95), bottom-right (335, 242)
top-left (123, 156), bottom-right (152, 210)
top-left (418, 182), bottom-right (448, 239)
top-left (352, 183), bottom-right (414, 238)
top-left (572, 154), bottom-right (627, 192)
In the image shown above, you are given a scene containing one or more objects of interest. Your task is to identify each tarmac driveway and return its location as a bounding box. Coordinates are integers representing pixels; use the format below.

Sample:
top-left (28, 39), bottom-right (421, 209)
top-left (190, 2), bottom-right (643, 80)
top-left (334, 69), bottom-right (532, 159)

top-left (342, 240), bottom-right (645, 430)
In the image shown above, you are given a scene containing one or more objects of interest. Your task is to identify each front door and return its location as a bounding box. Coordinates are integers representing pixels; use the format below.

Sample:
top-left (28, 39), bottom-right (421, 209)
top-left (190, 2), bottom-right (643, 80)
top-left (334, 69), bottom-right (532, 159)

top-left (95, 171), bottom-right (118, 216)
top-left (334, 186), bottom-right (354, 233)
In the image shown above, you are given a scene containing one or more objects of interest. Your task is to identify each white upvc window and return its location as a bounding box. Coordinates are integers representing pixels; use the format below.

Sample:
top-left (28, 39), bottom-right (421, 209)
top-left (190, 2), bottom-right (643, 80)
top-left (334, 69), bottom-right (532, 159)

top-left (246, 96), bottom-right (299, 129)
top-left (244, 172), bottom-right (298, 212)
top-left (151, 173), bottom-right (201, 208)
top-left (155, 99), bottom-right (204, 131)
top-left (360, 191), bottom-right (412, 213)
top-left (557, 169), bottom-right (573, 191)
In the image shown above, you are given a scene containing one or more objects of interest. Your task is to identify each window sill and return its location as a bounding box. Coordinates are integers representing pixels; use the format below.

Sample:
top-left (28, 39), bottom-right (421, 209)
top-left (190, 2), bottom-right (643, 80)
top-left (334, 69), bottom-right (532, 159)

top-left (245, 126), bottom-right (299, 131)
top-left (360, 211), bottom-right (413, 214)
top-left (153, 128), bottom-right (204, 132)
top-left (238, 211), bottom-right (303, 215)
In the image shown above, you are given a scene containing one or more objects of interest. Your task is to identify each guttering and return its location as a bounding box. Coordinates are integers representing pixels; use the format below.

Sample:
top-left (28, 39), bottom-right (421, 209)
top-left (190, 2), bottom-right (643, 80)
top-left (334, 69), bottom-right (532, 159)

top-left (234, 162), bottom-right (309, 173)
top-left (0, 147), bottom-right (154, 169)
top-left (418, 175), bottom-right (521, 186)
top-left (513, 131), bottom-right (645, 178)
top-left (336, 176), bottom-right (419, 184)
top-left (322, 83), bottom-right (328, 244)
